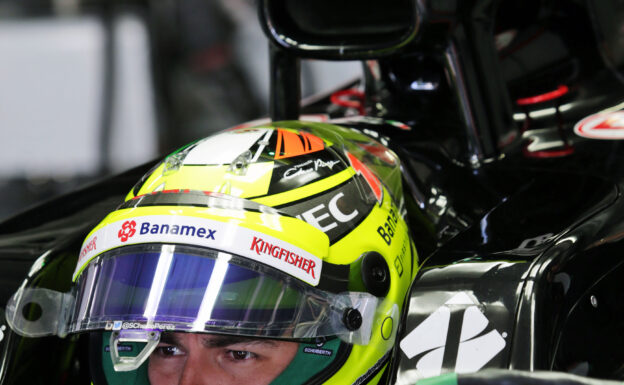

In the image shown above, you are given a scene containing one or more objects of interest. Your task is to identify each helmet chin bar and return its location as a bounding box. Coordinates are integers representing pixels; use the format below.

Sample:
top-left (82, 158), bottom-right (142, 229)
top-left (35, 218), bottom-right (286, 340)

top-left (110, 329), bottom-right (160, 372)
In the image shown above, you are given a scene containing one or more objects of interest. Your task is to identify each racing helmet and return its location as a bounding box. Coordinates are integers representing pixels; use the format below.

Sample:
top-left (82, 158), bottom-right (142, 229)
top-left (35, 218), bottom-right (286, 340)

top-left (6, 121), bottom-right (417, 384)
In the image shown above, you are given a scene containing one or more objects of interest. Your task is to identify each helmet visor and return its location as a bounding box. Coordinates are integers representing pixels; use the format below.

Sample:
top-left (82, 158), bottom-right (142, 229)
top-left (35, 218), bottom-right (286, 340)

top-left (57, 244), bottom-right (374, 343)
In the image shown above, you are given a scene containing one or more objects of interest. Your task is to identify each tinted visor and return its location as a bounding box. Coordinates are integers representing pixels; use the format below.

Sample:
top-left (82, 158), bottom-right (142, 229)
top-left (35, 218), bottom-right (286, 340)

top-left (67, 244), bottom-right (373, 341)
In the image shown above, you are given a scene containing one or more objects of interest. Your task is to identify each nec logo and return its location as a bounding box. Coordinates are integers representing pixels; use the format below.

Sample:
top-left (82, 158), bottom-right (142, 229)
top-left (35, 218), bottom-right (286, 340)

top-left (399, 293), bottom-right (506, 380)
top-left (295, 192), bottom-right (358, 233)
top-left (280, 178), bottom-right (373, 243)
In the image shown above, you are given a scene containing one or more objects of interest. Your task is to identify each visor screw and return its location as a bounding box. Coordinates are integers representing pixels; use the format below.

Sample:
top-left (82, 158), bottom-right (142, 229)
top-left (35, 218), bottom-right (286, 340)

top-left (590, 295), bottom-right (598, 308)
top-left (343, 308), bottom-right (362, 331)
top-left (372, 266), bottom-right (386, 281)
top-left (315, 336), bottom-right (327, 346)
top-left (361, 251), bottom-right (390, 297)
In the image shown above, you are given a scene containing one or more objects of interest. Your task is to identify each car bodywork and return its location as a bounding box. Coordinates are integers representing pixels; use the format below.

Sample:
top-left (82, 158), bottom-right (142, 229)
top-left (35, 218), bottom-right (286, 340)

top-left (2, 0), bottom-right (624, 384)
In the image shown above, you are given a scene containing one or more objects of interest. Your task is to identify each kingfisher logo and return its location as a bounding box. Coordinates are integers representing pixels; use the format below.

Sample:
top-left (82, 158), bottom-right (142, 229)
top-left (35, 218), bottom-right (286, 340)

top-left (250, 236), bottom-right (316, 279)
top-left (399, 293), bottom-right (506, 379)
top-left (118, 221), bottom-right (137, 242)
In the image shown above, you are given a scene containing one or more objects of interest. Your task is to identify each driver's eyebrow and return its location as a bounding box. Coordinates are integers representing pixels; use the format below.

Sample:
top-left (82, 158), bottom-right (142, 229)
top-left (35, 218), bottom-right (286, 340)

top-left (201, 335), bottom-right (278, 348)
top-left (157, 333), bottom-right (279, 348)
top-left (159, 333), bottom-right (181, 345)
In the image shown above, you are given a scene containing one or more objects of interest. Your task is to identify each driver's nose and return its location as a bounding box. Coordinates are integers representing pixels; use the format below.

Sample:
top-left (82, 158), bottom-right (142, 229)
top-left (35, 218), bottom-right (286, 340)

top-left (178, 354), bottom-right (226, 385)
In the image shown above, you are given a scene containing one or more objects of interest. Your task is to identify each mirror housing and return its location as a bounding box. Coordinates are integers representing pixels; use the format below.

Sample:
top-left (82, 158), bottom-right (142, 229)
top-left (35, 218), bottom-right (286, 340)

top-left (259, 0), bottom-right (422, 60)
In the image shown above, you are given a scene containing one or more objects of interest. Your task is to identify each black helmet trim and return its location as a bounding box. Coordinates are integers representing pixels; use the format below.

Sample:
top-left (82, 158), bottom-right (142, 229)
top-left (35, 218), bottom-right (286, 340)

top-left (276, 176), bottom-right (375, 245)
top-left (119, 190), bottom-right (289, 217)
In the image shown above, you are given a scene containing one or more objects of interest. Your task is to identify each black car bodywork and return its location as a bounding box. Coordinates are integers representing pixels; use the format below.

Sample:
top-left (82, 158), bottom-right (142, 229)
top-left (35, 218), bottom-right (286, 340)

top-left (2, 0), bottom-right (624, 384)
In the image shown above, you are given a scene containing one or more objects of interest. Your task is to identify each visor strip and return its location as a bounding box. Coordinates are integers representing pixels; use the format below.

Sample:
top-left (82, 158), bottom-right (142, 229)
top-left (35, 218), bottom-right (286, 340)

top-left (74, 215), bottom-right (322, 286)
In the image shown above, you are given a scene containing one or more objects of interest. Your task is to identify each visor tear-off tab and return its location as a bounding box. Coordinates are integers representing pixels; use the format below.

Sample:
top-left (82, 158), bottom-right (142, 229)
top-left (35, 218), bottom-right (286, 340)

top-left (110, 330), bottom-right (160, 372)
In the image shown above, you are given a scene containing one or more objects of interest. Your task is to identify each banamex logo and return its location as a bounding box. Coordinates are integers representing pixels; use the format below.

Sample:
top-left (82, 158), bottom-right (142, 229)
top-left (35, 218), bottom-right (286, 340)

top-left (118, 220), bottom-right (137, 242)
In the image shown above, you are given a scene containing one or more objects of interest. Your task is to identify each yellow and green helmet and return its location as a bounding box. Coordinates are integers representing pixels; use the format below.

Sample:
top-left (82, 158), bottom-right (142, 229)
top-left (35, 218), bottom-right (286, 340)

top-left (7, 121), bottom-right (418, 385)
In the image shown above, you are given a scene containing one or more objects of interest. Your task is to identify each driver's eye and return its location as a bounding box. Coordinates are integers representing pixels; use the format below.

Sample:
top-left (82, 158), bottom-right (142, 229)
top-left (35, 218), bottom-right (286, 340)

top-left (229, 350), bottom-right (255, 360)
top-left (155, 345), bottom-right (182, 357)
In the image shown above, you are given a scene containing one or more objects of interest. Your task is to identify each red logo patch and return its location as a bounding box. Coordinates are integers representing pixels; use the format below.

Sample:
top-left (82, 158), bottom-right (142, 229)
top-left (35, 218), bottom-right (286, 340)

top-left (574, 111), bottom-right (624, 140)
top-left (118, 220), bottom-right (137, 242)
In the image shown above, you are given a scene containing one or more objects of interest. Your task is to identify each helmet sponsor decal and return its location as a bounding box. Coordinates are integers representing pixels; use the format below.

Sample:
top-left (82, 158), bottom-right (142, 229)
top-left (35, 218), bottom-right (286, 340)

top-left (399, 292), bottom-right (506, 380)
top-left (250, 236), bottom-right (317, 279)
top-left (574, 111), bottom-right (624, 139)
top-left (353, 350), bottom-right (393, 385)
top-left (282, 159), bottom-right (341, 180)
top-left (393, 237), bottom-right (410, 278)
top-left (104, 344), bottom-right (133, 353)
top-left (106, 321), bottom-right (176, 331)
top-left (79, 236), bottom-right (98, 259)
top-left (139, 221), bottom-right (217, 239)
top-left (278, 178), bottom-right (374, 244)
top-left (303, 346), bottom-right (333, 356)
top-left (74, 215), bottom-right (322, 286)
top-left (268, 149), bottom-right (348, 195)
top-left (377, 204), bottom-right (399, 246)
top-left (274, 129), bottom-right (325, 159)
top-left (183, 129), bottom-right (274, 165)
top-left (346, 151), bottom-right (383, 204)
top-left (117, 220), bottom-right (136, 242)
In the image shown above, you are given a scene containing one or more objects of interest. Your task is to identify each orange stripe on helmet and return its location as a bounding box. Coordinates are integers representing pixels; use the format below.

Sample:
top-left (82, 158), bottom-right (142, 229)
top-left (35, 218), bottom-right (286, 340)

top-left (275, 129), bottom-right (324, 159)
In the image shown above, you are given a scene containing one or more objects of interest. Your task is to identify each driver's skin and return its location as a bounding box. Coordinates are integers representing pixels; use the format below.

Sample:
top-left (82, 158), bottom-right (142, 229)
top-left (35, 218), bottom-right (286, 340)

top-left (148, 332), bottom-right (299, 385)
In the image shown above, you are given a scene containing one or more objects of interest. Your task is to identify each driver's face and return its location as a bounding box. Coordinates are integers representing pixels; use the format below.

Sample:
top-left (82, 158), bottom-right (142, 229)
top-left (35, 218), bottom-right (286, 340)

top-left (147, 333), bottom-right (299, 385)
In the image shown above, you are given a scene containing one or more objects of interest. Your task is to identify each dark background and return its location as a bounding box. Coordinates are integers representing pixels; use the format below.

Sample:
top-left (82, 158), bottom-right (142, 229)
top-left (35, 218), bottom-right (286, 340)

top-left (0, 0), bottom-right (361, 222)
